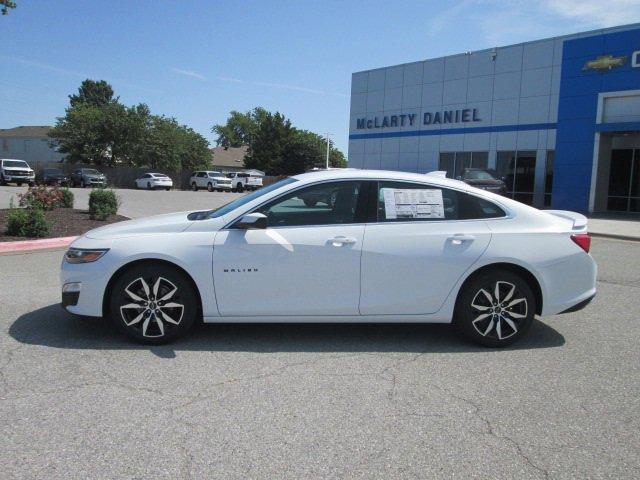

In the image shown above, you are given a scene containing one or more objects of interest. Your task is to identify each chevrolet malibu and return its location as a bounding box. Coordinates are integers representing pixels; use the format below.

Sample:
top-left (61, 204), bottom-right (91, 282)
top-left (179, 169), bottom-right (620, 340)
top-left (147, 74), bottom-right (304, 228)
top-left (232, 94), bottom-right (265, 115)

top-left (60, 169), bottom-right (596, 347)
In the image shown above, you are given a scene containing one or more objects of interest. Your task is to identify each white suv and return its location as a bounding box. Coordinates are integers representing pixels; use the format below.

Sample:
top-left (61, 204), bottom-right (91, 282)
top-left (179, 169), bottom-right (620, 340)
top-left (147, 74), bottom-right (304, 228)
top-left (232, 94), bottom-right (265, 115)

top-left (0, 158), bottom-right (35, 186)
top-left (227, 172), bottom-right (263, 192)
top-left (190, 171), bottom-right (233, 192)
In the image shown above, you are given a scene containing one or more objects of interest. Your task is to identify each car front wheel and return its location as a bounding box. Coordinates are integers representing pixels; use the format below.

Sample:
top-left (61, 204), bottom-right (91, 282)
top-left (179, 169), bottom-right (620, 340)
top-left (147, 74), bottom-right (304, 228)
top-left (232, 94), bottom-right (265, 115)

top-left (109, 263), bottom-right (199, 344)
top-left (191, 182), bottom-right (198, 191)
top-left (207, 182), bottom-right (213, 192)
top-left (454, 269), bottom-right (535, 347)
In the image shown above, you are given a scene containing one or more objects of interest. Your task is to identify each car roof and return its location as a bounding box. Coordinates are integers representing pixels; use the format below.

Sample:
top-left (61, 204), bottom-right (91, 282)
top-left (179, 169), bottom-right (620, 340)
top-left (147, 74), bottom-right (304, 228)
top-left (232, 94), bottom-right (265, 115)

top-left (291, 168), bottom-right (469, 190)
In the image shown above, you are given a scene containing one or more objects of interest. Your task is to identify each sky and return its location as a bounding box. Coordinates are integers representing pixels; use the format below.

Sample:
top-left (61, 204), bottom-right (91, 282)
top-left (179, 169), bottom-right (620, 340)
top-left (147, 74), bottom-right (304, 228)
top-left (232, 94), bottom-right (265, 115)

top-left (2, 0), bottom-right (640, 155)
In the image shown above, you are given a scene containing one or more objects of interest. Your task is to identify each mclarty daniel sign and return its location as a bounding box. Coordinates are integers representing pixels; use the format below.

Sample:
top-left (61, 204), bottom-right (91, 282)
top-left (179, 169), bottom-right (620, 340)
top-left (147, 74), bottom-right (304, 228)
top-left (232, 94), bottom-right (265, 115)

top-left (356, 108), bottom-right (481, 130)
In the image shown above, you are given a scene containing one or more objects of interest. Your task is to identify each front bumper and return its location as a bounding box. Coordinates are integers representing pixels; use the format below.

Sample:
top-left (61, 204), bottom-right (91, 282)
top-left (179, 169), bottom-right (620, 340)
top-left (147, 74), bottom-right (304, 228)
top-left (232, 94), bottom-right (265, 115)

top-left (4, 175), bottom-right (35, 182)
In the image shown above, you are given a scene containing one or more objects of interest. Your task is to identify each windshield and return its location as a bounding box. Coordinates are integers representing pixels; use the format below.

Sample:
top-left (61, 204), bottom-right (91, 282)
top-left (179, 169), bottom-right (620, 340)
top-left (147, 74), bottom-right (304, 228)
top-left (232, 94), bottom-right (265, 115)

top-left (207, 177), bottom-right (297, 218)
top-left (464, 170), bottom-right (495, 180)
top-left (3, 160), bottom-right (29, 168)
top-left (84, 169), bottom-right (100, 175)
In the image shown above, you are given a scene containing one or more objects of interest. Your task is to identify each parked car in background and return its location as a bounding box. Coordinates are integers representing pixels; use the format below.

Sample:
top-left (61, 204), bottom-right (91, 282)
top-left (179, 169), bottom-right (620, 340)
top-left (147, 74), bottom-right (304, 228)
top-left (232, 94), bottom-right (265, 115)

top-left (71, 168), bottom-right (107, 188)
top-left (36, 168), bottom-right (70, 186)
top-left (190, 171), bottom-right (233, 192)
top-left (134, 173), bottom-right (173, 190)
top-left (459, 168), bottom-right (507, 195)
top-left (61, 169), bottom-right (596, 346)
top-left (226, 171), bottom-right (263, 192)
top-left (0, 158), bottom-right (35, 186)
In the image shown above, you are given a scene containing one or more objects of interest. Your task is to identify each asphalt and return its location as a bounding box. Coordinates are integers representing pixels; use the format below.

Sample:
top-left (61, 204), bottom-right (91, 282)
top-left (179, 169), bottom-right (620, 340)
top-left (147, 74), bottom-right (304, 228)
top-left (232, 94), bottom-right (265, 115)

top-left (0, 185), bottom-right (244, 219)
top-left (0, 238), bottom-right (638, 479)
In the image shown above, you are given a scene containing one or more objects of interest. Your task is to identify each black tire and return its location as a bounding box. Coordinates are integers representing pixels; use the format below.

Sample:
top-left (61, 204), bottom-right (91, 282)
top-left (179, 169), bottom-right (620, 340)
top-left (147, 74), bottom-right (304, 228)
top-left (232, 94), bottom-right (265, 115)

top-left (109, 263), bottom-right (199, 344)
top-left (454, 269), bottom-right (535, 348)
top-left (191, 182), bottom-right (198, 191)
top-left (16, 182), bottom-right (22, 187)
top-left (207, 182), bottom-right (213, 192)
top-left (147, 181), bottom-right (152, 190)
top-left (80, 179), bottom-right (86, 188)
top-left (0, 175), bottom-right (5, 186)
top-left (236, 182), bottom-right (244, 192)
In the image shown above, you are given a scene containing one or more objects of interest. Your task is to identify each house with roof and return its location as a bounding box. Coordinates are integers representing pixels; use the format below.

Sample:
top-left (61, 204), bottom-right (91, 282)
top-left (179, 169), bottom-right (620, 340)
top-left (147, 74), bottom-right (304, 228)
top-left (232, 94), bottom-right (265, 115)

top-left (0, 126), bottom-right (65, 164)
top-left (210, 146), bottom-right (250, 172)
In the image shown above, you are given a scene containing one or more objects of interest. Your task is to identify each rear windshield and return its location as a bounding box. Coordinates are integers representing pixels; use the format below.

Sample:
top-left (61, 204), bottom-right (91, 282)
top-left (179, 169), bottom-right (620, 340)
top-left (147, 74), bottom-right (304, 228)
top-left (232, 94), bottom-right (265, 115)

top-left (3, 160), bottom-right (29, 168)
top-left (464, 170), bottom-right (495, 180)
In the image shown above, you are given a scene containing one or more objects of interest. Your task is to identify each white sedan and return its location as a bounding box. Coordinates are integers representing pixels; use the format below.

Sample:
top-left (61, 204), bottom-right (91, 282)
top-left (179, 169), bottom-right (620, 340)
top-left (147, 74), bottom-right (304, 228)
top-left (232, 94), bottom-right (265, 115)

top-left (134, 172), bottom-right (173, 190)
top-left (60, 169), bottom-right (596, 347)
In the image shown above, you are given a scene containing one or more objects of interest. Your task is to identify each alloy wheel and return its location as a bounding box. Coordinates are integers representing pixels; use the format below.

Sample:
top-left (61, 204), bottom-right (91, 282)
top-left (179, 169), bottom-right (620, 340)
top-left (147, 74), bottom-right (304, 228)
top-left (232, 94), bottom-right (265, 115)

top-left (470, 281), bottom-right (527, 341)
top-left (119, 276), bottom-right (184, 338)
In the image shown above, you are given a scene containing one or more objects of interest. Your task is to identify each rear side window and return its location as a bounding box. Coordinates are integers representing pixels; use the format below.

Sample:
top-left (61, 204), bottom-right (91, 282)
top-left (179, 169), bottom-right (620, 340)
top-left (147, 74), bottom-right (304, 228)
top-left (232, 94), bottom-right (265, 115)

top-left (377, 181), bottom-right (505, 222)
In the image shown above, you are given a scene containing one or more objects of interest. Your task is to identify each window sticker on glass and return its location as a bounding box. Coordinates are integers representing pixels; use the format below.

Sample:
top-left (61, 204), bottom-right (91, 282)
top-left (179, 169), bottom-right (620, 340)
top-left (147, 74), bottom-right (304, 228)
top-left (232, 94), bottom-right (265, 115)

top-left (382, 188), bottom-right (445, 219)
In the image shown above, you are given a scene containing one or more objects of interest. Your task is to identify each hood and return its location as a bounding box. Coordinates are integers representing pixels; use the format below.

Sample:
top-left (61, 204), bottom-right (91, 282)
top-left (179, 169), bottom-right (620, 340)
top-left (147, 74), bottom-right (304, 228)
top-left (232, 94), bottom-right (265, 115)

top-left (3, 166), bottom-right (33, 172)
top-left (464, 178), bottom-right (504, 187)
top-left (84, 211), bottom-right (195, 240)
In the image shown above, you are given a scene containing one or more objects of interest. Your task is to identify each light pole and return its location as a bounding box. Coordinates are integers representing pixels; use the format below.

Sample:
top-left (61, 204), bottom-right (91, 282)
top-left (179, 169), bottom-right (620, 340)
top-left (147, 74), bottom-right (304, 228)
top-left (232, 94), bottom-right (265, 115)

top-left (325, 132), bottom-right (332, 169)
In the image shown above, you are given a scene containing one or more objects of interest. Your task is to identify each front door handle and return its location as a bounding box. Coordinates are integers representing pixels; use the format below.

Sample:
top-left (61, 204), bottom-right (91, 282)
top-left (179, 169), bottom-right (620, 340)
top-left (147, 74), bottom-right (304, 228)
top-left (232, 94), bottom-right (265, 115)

top-left (328, 236), bottom-right (357, 247)
top-left (449, 234), bottom-right (475, 245)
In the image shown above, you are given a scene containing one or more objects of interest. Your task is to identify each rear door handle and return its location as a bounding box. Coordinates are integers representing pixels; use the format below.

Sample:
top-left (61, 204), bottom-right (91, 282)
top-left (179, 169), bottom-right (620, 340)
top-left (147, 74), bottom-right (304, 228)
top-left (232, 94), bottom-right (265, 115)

top-left (329, 236), bottom-right (357, 247)
top-left (449, 234), bottom-right (475, 245)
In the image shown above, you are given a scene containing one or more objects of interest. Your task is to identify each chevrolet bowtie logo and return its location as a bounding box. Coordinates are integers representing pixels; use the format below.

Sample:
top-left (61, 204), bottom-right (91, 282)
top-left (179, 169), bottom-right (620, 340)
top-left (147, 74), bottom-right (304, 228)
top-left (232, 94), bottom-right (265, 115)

top-left (583, 54), bottom-right (627, 71)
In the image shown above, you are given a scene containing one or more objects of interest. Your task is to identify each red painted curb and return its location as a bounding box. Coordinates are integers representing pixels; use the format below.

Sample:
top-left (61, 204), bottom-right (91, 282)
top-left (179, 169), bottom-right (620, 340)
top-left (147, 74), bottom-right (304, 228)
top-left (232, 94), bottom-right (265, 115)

top-left (0, 235), bottom-right (78, 254)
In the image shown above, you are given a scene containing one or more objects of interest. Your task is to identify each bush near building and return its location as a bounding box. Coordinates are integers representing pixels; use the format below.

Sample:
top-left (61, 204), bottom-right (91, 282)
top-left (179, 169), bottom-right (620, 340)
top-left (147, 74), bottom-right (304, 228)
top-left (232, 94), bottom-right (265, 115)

top-left (89, 189), bottom-right (120, 220)
top-left (5, 207), bottom-right (51, 238)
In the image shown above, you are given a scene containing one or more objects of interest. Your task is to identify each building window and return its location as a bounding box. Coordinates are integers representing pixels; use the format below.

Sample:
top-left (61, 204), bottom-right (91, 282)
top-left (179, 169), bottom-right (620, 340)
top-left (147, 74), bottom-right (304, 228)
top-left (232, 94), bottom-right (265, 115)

top-left (439, 151), bottom-right (489, 178)
top-left (496, 150), bottom-right (537, 205)
top-left (544, 151), bottom-right (554, 207)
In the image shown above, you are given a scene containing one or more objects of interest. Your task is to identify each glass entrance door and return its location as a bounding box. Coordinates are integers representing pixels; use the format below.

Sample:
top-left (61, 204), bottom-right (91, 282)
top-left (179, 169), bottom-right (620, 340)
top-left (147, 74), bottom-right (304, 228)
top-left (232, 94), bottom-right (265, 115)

top-left (496, 151), bottom-right (537, 205)
top-left (608, 149), bottom-right (640, 212)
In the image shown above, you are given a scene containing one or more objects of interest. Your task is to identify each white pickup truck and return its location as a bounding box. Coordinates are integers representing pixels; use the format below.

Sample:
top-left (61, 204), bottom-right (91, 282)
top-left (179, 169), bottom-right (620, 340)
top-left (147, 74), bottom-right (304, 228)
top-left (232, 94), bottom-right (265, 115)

top-left (226, 172), bottom-right (263, 192)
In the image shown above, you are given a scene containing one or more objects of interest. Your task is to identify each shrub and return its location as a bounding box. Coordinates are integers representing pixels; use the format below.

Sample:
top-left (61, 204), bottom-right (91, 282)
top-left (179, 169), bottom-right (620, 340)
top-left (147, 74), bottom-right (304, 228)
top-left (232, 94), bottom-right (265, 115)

top-left (59, 188), bottom-right (74, 208)
top-left (5, 208), bottom-right (50, 238)
top-left (89, 189), bottom-right (119, 220)
top-left (18, 185), bottom-right (64, 211)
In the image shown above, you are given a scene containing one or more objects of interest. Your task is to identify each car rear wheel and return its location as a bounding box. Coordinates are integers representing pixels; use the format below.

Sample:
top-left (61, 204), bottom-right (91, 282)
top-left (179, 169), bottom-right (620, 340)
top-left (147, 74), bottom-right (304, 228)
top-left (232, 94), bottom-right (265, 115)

top-left (236, 182), bottom-right (244, 192)
top-left (147, 181), bottom-right (152, 190)
top-left (454, 269), bottom-right (535, 347)
top-left (109, 263), bottom-right (198, 344)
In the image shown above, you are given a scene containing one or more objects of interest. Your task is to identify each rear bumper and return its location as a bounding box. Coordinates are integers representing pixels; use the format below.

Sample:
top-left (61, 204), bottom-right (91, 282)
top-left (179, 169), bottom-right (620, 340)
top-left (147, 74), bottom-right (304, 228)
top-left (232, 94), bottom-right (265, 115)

top-left (559, 293), bottom-right (595, 314)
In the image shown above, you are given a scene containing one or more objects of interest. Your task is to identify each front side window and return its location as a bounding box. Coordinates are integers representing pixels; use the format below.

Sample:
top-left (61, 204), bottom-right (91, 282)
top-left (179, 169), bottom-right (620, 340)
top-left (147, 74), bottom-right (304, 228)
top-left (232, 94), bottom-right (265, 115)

top-left (197, 172), bottom-right (206, 178)
top-left (377, 181), bottom-right (505, 222)
top-left (254, 181), bottom-right (364, 227)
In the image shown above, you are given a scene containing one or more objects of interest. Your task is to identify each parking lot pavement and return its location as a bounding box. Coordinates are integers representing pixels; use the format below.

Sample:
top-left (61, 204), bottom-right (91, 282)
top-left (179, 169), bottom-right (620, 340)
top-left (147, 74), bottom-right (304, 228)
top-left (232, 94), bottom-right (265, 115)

top-left (0, 185), bottom-right (244, 219)
top-left (0, 238), bottom-right (639, 479)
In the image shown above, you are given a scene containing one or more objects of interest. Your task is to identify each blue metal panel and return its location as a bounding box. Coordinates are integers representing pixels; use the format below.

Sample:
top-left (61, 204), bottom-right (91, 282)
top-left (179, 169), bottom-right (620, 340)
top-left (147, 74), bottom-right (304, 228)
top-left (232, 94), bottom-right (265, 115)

top-left (552, 27), bottom-right (640, 212)
top-left (349, 123), bottom-right (557, 140)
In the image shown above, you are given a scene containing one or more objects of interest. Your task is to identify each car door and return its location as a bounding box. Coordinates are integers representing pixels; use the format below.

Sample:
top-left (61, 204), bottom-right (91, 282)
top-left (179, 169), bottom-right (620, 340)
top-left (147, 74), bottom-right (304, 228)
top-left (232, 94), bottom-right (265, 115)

top-left (212, 180), bottom-right (368, 317)
top-left (359, 181), bottom-right (494, 315)
top-left (196, 172), bottom-right (207, 188)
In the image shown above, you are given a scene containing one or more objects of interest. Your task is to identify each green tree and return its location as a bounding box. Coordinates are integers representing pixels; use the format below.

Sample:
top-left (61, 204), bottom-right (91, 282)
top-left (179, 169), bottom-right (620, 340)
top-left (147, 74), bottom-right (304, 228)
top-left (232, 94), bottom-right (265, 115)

top-left (49, 79), bottom-right (210, 169)
top-left (1, 0), bottom-right (16, 15)
top-left (215, 107), bottom-right (347, 175)
top-left (69, 79), bottom-right (117, 108)
top-left (212, 107), bottom-right (269, 148)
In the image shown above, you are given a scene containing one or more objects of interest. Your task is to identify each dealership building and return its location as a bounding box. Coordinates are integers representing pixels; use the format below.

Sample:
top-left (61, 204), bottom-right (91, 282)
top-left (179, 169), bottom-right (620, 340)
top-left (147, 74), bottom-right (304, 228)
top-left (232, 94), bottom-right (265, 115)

top-left (348, 23), bottom-right (640, 213)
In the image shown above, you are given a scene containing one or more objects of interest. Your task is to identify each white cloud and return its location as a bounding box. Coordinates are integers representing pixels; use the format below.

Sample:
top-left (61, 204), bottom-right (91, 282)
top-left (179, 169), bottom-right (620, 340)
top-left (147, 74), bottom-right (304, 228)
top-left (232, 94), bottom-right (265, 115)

top-left (216, 76), bottom-right (348, 98)
top-left (544, 0), bottom-right (640, 27)
top-left (172, 68), bottom-right (206, 80)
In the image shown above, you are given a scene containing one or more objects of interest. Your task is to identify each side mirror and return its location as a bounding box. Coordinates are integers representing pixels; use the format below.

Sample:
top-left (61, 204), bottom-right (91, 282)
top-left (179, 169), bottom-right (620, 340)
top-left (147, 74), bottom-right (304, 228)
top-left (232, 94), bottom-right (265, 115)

top-left (236, 212), bottom-right (267, 229)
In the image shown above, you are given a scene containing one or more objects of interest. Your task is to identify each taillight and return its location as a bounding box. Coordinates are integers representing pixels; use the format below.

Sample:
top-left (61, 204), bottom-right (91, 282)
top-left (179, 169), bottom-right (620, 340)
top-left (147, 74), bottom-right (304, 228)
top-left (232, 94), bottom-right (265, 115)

top-left (571, 233), bottom-right (591, 253)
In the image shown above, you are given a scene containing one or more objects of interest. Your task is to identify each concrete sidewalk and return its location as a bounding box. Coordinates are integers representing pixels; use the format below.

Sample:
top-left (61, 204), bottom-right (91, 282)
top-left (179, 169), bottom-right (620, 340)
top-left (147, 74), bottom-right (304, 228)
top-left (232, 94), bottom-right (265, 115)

top-left (588, 215), bottom-right (640, 241)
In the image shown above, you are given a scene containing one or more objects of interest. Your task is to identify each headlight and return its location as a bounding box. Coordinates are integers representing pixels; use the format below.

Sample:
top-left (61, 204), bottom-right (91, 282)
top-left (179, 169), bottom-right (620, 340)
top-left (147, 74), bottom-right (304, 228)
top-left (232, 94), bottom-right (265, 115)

top-left (65, 248), bottom-right (109, 264)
